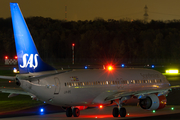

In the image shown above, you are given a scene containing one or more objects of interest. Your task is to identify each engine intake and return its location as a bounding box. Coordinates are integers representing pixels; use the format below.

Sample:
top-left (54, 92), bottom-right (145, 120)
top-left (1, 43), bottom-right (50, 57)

top-left (139, 94), bottom-right (166, 110)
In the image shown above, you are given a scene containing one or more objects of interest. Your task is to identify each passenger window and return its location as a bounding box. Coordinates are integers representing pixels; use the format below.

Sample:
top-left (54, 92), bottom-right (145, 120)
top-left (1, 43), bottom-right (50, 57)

top-left (106, 81), bottom-right (108, 85)
top-left (133, 80), bottom-right (135, 84)
top-left (130, 80), bottom-right (133, 84)
top-left (91, 82), bottom-right (93, 85)
top-left (121, 81), bottom-right (124, 84)
top-left (114, 81), bottom-right (117, 84)
top-left (98, 81), bottom-right (100, 85)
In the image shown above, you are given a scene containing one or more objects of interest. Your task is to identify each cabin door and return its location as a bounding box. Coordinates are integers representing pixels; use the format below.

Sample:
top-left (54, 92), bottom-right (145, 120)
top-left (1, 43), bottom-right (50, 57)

top-left (54, 77), bottom-right (60, 94)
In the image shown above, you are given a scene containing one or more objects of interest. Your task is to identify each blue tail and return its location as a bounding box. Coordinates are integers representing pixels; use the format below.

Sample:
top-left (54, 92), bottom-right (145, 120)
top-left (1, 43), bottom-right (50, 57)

top-left (10, 3), bottom-right (56, 74)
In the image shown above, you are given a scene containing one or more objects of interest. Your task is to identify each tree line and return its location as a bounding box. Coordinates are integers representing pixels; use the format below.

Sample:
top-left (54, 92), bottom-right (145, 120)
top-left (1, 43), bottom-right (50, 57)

top-left (1, 17), bottom-right (180, 62)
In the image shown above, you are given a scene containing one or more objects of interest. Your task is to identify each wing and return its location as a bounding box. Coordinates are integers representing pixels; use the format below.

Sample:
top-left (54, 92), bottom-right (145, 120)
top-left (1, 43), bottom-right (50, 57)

top-left (0, 87), bottom-right (32, 98)
top-left (105, 85), bottom-right (180, 102)
top-left (0, 76), bottom-right (15, 80)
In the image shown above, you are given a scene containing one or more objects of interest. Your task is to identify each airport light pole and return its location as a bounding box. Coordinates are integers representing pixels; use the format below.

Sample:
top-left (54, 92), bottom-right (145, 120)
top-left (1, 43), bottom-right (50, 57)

top-left (72, 43), bottom-right (75, 64)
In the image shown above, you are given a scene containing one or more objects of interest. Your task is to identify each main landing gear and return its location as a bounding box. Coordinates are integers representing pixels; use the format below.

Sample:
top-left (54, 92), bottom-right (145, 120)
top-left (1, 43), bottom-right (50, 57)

top-left (66, 107), bottom-right (80, 117)
top-left (112, 99), bottom-right (127, 117)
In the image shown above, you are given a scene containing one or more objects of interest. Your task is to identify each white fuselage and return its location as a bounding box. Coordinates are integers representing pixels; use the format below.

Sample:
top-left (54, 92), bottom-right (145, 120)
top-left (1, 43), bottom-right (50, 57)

top-left (17, 68), bottom-right (170, 107)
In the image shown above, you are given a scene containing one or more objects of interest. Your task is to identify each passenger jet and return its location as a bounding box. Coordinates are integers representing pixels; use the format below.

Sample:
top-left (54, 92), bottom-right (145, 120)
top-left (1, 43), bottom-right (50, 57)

top-left (0, 3), bottom-right (179, 118)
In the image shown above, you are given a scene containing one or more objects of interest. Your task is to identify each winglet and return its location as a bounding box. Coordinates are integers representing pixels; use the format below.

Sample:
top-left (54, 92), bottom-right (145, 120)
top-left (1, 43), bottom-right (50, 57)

top-left (10, 3), bottom-right (56, 73)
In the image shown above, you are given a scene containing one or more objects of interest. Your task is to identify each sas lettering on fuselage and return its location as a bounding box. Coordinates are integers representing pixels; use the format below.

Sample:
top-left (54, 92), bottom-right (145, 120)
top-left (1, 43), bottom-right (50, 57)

top-left (20, 54), bottom-right (38, 69)
top-left (140, 73), bottom-right (160, 79)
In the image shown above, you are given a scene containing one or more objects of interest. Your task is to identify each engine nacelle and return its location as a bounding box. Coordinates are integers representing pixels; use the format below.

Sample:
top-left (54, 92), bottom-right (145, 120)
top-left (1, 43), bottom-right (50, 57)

top-left (139, 94), bottom-right (166, 110)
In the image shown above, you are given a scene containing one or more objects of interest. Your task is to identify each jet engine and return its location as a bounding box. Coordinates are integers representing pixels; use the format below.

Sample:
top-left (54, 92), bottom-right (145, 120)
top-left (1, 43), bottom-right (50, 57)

top-left (139, 94), bottom-right (166, 110)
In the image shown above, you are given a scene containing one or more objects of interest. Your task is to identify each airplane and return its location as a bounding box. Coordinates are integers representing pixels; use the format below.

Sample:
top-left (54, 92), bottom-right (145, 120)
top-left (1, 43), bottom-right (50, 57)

top-left (0, 2), bottom-right (179, 118)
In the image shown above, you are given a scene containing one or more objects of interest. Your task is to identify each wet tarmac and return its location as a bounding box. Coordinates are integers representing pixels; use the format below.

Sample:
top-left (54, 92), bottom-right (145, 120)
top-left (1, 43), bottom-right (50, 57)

top-left (0, 105), bottom-right (180, 120)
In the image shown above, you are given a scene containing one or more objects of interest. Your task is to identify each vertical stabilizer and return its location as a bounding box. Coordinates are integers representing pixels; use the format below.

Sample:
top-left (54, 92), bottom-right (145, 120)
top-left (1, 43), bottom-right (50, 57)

top-left (10, 3), bottom-right (56, 73)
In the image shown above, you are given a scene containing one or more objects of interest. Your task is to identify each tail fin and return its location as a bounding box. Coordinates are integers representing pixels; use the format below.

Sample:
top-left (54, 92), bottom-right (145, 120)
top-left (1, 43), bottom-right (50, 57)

top-left (10, 3), bottom-right (56, 74)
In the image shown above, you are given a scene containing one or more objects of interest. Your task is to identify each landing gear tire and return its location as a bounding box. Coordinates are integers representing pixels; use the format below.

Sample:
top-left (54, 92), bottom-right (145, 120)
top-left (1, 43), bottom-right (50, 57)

top-left (66, 107), bottom-right (72, 117)
top-left (73, 108), bottom-right (80, 117)
top-left (120, 107), bottom-right (126, 117)
top-left (112, 107), bottom-right (119, 117)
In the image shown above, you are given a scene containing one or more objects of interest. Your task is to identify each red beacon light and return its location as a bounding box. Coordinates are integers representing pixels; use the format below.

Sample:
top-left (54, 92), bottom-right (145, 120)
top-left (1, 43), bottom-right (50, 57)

top-left (15, 56), bottom-right (18, 59)
top-left (103, 64), bottom-right (114, 71)
top-left (108, 66), bottom-right (113, 71)
top-left (72, 43), bottom-right (75, 47)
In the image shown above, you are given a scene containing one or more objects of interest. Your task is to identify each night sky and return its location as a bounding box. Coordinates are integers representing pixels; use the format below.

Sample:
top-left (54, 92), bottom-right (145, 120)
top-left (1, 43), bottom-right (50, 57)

top-left (1, 0), bottom-right (180, 21)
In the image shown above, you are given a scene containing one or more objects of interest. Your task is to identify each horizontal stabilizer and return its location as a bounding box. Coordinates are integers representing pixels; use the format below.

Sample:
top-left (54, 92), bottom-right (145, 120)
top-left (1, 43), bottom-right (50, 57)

top-left (0, 76), bottom-right (15, 80)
